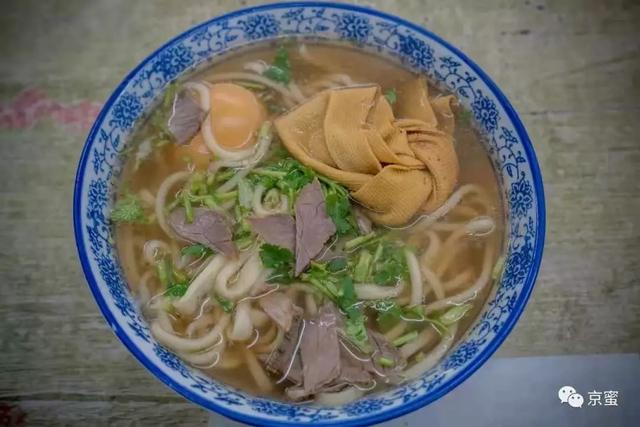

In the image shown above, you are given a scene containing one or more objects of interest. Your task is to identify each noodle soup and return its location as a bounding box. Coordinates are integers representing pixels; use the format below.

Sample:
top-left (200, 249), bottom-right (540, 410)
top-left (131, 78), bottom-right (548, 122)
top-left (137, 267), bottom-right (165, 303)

top-left (113, 42), bottom-right (503, 403)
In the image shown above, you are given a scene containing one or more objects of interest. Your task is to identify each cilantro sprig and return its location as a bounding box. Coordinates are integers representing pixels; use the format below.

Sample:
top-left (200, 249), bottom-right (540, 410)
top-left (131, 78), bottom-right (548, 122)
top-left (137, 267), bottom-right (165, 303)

top-left (155, 257), bottom-right (190, 298)
top-left (110, 192), bottom-right (148, 224)
top-left (166, 283), bottom-right (189, 297)
top-left (368, 300), bottom-right (473, 336)
top-left (250, 158), bottom-right (315, 206)
top-left (371, 241), bottom-right (409, 286)
top-left (215, 294), bottom-right (235, 313)
top-left (259, 243), bottom-right (295, 283)
top-left (263, 45), bottom-right (292, 85)
top-left (181, 244), bottom-right (214, 258)
top-left (250, 158), bottom-right (357, 235)
top-left (320, 177), bottom-right (357, 236)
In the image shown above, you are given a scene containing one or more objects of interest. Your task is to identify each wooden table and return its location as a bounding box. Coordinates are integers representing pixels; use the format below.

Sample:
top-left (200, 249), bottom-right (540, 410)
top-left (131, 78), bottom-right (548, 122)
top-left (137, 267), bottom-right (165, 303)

top-left (1, 1), bottom-right (638, 425)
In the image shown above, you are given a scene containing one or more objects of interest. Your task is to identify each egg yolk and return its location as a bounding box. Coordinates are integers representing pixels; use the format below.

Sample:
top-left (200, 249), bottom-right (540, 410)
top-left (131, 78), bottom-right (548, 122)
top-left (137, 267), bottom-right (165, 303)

top-left (173, 83), bottom-right (266, 169)
top-left (171, 132), bottom-right (211, 169)
top-left (208, 83), bottom-right (266, 150)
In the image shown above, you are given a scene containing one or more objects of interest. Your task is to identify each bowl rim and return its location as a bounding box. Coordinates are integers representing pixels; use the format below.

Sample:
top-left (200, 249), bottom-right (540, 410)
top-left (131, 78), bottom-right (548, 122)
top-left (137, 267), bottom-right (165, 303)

top-left (73, 2), bottom-right (546, 426)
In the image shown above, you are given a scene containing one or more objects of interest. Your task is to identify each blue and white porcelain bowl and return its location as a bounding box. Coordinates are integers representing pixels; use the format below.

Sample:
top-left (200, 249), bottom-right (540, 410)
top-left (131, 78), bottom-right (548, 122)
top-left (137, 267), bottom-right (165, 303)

top-left (73, 2), bottom-right (545, 426)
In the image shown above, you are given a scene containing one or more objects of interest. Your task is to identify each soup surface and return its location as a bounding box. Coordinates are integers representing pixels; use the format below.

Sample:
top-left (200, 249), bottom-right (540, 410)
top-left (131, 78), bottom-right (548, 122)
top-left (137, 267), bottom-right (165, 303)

top-left (113, 42), bottom-right (504, 404)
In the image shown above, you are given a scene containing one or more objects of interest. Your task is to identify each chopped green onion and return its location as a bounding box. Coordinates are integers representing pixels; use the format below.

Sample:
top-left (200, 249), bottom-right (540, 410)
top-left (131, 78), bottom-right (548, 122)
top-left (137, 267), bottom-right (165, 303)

top-left (235, 235), bottom-right (255, 251)
top-left (181, 244), bottom-right (213, 258)
top-left (172, 268), bottom-right (188, 284)
top-left (344, 232), bottom-right (378, 251)
top-left (216, 190), bottom-right (238, 202)
top-left (372, 242), bottom-right (384, 265)
top-left (215, 294), bottom-right (235, 313)
top-left (353, 249), bottom-right (372, 282)
top-left (402, 305), bottom-right (425, 321)
top-left (156, 258), bottom-right (172, 288)
top-left (392, 330), bottom-right (418, 347)
top-left (214, 168), bottom-right (235, 184)
top-left (251, 168), bottom-right (287, 179)
top-left (438, 304), bottom-right (473, 326)
top-left (237, 179), bottom-right (253, 209)
top-left (188, 172), bottom-right (207, 195)
top-left (166, 196), bottom-right (181, 212)
top-left (206, 172), bottom-right (216, 187)
top-left (199, 195), bottom-right (219, 209)
top-left (377, 356), bottom-right (395, 368)
top-left (183, 192), bottom-right (193, 223)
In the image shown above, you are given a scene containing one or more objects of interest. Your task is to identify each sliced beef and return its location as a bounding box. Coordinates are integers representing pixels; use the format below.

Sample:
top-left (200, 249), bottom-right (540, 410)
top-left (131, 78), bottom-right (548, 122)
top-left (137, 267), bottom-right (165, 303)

top-left (258, 292), bottom-right (302, 332)
top-left (370, 331), bottom-right (407, 377)
top-left (168, 207), bottom-right (236, 258)
top-left (334, 329), bottom-right (406, 384)
top-left (317, 303), bottom-right (345, 328)
top-left (264, 305), bottom-right (344, 401)
top-left (263, 303), bottom-right (407, 401)
top-left (285, 387), bottom-right (310, 401)
top-left (264, 314), bottom-right (304, 385)
top-left (167, 90), bottom-right (207, 145)
top-left (336, 330), bottom-right (406, 386)
top-left (248, 214), bottom-right (296, 252)
top-left (282, 304), bottom-right (345, 401)
top-left (294, 179), bottom-right (336, 275)
top-left (339, 345), bottom-right (374, 384)
top-left (299, 304), bottom-right (342, 394)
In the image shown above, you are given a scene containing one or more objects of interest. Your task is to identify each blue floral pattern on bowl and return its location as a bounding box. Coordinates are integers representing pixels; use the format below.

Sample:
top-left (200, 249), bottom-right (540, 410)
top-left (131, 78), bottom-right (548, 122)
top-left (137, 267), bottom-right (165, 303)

top-left (73, 3), bottom-right (545, 426)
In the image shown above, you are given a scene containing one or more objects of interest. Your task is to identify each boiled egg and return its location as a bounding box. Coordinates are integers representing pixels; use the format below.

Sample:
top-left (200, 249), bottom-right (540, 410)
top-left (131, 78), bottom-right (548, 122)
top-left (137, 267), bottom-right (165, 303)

top-left (208, 83), bottom-right (266, 150)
